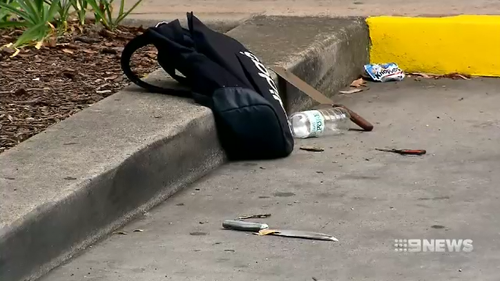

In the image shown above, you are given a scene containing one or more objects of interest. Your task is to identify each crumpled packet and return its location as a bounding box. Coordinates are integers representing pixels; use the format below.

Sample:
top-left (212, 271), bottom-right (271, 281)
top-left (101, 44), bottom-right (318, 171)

top-left (364, 63), bottom-right (405, 82)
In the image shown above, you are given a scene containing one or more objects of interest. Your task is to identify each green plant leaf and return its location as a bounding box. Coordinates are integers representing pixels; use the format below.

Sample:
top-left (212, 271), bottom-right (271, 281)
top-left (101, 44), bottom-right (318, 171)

top-left (0, 0), bottom-right (18, 21)
top-left (46, 0), bottom-right (61, 21)
top-left (116, 0), bottom-right (143, 24)
top-left (0, 1), bottom-right (31, 23)
top-left (91, 0), bottom-right (114, 29)
top-left (13, 22), bottom-right (48, 47)
top-left (57, 0), bottom-right (73, 24)
top-left (14, 0), bottom-right (39, 24)
top-left (0, 21), bottom-right (28, 28)
top-left (118, 0), bottom-right (124, 19)
top-left (22, 0), bottom-right (42, 22)
top-left (34, 0), bottom-right (45, 14)
top-left (69, 0), bottom-right (87, 25)
top-left (86, 0), bottom-right (109, 29)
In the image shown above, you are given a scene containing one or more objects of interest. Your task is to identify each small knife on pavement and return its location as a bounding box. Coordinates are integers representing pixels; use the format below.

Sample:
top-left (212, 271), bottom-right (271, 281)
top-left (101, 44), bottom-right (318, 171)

top-left (222, 220), bottom-right (338, 242)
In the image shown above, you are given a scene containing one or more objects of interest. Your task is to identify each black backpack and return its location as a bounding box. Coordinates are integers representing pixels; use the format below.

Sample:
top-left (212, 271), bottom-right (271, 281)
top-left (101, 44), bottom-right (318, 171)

top-left (121, 12), bottom-right (294, 160)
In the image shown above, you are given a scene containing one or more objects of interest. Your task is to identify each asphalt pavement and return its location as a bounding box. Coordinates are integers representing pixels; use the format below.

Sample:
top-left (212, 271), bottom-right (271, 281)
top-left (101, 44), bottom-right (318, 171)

top-left (42, 78), bottom-right (500, 281)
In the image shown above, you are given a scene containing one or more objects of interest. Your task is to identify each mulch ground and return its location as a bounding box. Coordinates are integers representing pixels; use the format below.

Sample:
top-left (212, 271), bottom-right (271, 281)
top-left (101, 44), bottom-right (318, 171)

top-left (0, 24), bottom-right (159, 154)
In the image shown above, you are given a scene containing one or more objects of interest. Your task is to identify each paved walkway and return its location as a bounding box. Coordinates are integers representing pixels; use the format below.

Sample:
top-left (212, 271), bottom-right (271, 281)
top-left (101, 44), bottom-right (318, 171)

top-left (124, 0), bottom-right (500, 22)
top-left (43, 77), bottom-right (500, 281)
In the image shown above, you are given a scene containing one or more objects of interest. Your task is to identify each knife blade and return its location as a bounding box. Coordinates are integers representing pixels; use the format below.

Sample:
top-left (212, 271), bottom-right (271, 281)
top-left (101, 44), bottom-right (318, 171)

top-left (258, 229), bottom-right (338, 242)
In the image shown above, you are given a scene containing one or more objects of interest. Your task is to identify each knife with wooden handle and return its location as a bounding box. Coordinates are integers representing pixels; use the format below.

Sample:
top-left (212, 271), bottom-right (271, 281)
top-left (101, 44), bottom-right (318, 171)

top-left (271, 66), bottom-right (374, 132)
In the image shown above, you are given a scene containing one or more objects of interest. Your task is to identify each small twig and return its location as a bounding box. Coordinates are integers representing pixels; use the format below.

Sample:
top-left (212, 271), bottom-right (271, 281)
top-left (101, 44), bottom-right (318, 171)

top-left (96, 83), bottom-right (110, 90)
top-left (74, 36), bottom-right (100, 44)
top-left (11, 98), bottom-right (42, 105)
top-left (101, 47), bottom-right (118, 54)
top-left (300, 146), bottom-right (324, 152)
top-left (238, 214), bottom-right (272, 220)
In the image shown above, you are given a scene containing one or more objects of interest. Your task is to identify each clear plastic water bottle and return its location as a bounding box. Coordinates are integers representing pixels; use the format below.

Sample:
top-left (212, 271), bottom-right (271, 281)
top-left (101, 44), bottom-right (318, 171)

top-left (289, 107), bottom-right (351, 139)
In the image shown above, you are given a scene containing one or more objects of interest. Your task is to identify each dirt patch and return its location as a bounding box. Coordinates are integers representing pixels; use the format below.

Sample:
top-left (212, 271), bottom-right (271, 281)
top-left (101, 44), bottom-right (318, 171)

top-left (0, 25), bottom-right (159, 154)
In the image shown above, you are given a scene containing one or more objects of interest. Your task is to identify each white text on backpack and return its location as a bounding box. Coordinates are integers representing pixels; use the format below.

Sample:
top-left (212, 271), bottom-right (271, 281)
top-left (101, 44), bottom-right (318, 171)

top-left (239, 51), bottom-right (286, 114)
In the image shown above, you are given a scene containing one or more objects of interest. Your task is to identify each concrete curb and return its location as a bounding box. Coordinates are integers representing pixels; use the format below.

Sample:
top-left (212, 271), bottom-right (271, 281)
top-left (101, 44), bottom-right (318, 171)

top-left (0, 71), bottom-right (226, 281)
top-left (367, 15), bottom-right (500, 77)
top-left (227, 15), bottom-right (369, 113)
top-left (0, 16), bottom-right (368, 281)
top-left (120, 12), bottom-right (257, 33)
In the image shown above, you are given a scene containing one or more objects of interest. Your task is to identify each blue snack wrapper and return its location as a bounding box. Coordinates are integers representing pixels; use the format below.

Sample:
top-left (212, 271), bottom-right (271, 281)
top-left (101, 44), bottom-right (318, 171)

top-left (364, 63), bottom-right (405, 82)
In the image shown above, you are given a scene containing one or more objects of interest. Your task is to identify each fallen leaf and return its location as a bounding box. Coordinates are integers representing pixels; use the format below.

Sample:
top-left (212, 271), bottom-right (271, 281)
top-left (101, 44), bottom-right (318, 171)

top-left (45, 37), bottom-right (57, 48)
top-left (350, 78), bottom-right (366, 87)
top-left (74, 36), bottom-right (100, 44)
top-left (96, 83), bottom-right (109, 90)
top-left (35, 41), bottom-right (43, 49)
top-left (411, 72), bottom-right (471, 80)
top-left (133, 229), bottom-right (144, 232)
top-left (339, 88), bottom-right (363, 95)
top-left (96, 90), bottom-right (112, 94)
top-left (62, 49), bottom-right (74, 54)
top-left (146, 52), bottom-right (157, 59)
top-left (410, 72), bottom-right (432, 79)
top-left (63, 43), bottom-right (79, 50)
top-left (104, 75), bottom-right (118, 81)
top-left (101, 47), bottom-right (118, 54)
top-left (82, 49), bottom-right (96, 54)
top-left (0, 45), bottom-right (16, 56)
top-left (300, 146), bottom-right (324, 152)
top-left (443, 73), bottom-right (471, 80)
top-left (99, 29), bottom-right (115, 38)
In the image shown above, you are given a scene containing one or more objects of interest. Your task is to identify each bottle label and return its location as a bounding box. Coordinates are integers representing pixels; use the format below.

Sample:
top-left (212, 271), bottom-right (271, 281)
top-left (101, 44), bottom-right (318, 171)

top-left (303, 110), bottom-right (325, 137)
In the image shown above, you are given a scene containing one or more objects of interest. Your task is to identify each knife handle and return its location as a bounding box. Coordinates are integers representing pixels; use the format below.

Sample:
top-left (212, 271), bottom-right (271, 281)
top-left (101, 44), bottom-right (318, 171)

top-left (222, 220), bottom-right (269, 232)
top-left (333, 104), bottom-right (373, 131)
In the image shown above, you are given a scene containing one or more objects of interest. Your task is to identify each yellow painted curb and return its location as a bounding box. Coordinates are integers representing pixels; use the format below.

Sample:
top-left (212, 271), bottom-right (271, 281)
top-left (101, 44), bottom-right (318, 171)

top-left (366, 15), bottom-right (500, 77)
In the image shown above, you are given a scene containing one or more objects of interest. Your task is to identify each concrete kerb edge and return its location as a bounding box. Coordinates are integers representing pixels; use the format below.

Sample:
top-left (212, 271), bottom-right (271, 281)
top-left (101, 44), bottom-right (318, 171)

top-left (119, 16), bottom-right (248, 33)
top-left (28, 142), bottom-right (223, 281)
top-left (1, 82), bottom-right (227, 281)
top-left (0, 16), bottom-right (369, 281)
top-left (270, 17), bottom-right (370, 113)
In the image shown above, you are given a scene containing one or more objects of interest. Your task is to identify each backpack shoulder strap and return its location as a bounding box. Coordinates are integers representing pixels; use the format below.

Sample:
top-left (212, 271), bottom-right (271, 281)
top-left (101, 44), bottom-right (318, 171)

top-left (120, 31), bottom-right (191, 98)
